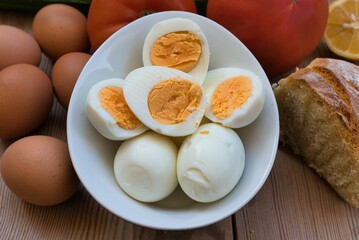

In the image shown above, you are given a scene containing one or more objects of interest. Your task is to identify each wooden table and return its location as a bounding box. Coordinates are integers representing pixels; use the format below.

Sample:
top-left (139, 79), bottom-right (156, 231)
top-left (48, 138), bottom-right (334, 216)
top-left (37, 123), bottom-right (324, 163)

top-left (1, 5), bottom-right (359, 240)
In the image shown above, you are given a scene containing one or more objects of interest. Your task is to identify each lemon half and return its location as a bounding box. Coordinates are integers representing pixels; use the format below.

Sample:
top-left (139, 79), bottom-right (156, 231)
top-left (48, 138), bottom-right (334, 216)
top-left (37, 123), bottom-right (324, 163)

top-left (324, 0), bottom-right (359, 60)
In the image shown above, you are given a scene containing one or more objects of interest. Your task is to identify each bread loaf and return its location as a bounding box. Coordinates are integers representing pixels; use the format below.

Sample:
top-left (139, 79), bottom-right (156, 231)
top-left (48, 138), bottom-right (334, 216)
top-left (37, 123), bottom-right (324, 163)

top-left (273, 58), bottom-right (359, 207)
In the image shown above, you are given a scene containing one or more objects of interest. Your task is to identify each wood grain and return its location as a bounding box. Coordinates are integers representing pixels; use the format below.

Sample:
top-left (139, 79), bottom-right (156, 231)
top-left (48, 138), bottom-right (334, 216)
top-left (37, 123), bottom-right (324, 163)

top-left (1, 1), bottom-right (359, 239)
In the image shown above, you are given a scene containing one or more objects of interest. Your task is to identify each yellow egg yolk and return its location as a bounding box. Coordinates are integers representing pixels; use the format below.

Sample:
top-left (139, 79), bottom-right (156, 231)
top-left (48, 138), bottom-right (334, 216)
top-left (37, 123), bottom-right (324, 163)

top-left (99, 86), bottom-right (142, 130)
top-left (150, 31), bottom-right (202, 73)
top-left (211, 76), bottom-right (253, 120)
top-left (148, 78), bottom-right (202, 124)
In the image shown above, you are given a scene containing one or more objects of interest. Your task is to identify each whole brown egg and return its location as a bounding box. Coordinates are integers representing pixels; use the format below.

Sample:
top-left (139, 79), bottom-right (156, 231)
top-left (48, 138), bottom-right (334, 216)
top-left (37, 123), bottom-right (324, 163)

top-left (52, 52), bottom-right (91, 109)
top-left (0, 25), bottom-right (41, 71)
top-left (0, 64), bottom-right (53, 139)
top-left (0, 135), bottom-right (80, 206)
top-left (32, 4), bottom-right (90, 61)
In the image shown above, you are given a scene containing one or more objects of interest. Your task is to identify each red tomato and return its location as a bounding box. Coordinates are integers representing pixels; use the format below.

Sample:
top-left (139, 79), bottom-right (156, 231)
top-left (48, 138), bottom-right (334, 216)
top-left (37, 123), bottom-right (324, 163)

top-left (206, 0), bottom-right (329, 78)
top-left (87, 0), bottom-right (197, 51)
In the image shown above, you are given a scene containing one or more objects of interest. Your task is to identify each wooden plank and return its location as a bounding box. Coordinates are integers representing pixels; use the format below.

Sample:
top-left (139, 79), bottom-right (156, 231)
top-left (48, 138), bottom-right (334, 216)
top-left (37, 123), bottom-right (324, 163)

top-left (0, 180), bottom-right (234, 239)
top-left (234, 147), bottom-right (359, 240)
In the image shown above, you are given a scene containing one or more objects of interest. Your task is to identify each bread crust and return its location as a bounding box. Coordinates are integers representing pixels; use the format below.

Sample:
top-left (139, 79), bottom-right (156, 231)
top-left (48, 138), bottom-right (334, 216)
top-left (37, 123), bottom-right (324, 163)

top-left (274, 58), bottom-right (359, 207)
top-left (309, 58), bottom-right (359, 145)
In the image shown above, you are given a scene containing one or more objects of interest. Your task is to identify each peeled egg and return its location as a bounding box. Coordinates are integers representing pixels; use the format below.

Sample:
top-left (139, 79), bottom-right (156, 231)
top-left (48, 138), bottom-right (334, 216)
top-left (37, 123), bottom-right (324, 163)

top-left (177, 123), bottom-right (245, 203)
top-left (123, 66), bottom-right (206, 137)
top-left (202, 67), bottom-right (265, 128)
top-left (85, 78), bottom-right (148, 140)
top-left (142, 17), bottom-right (210, 84)
top-left (114, 131), bottom-right (178, 202)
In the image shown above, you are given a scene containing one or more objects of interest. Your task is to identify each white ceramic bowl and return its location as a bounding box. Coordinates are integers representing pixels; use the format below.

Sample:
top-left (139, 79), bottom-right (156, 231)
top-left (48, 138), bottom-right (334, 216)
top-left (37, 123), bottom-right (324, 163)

top-left (67, 11), bottom-right (279, 230)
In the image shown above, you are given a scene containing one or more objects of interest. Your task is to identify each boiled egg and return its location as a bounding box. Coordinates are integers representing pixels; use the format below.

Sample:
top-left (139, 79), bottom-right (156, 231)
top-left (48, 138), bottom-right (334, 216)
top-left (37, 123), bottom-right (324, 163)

top-left (85, 78), bottom-right (148, 140)
top-left (123, 66), bottom-right (206, 137)
top-left (202, 67), bottom-right (265, 128)
top-left (177, 123), bottom-right (245, 203)
top-left (114, 131), bottom-right (178, 202)
top-left (142, 17), bottom-right (210, 84)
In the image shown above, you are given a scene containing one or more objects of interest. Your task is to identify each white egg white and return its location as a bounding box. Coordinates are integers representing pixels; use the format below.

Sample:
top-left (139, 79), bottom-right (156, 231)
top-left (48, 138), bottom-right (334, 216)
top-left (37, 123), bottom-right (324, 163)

top-left (177, 123), bottom-right (245, 203)
top-left (114, 131), bottom-right (178, 202)
top-left (85, 78), bottom-right (148, 141)
top-left (123, 66), bottom-right (206, 137)
top-left (142, 17), bottom-right (210, 84)
top-left (202, 67), bottom-right (265, 128)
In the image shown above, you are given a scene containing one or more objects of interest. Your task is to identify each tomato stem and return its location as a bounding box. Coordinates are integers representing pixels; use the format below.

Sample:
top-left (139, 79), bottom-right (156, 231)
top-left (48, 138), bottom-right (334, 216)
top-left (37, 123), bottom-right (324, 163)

top-left (140, 10), bottom-right (155, 17)
top-left (291, 0), bottom-right (297, 4)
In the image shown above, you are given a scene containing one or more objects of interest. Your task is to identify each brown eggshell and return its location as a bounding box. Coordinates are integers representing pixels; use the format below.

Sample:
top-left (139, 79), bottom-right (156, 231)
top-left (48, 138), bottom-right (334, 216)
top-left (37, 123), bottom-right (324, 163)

top-left (0, 135), bottom-right (80, 206)
top-left (0, 64), bottom-right (53, 139)
top-left (32, 4), bottom-right (90, 61)
top-left (52, 52), bottom-right (91, 109)
top-left (0, 25), bottom-right (41, 71)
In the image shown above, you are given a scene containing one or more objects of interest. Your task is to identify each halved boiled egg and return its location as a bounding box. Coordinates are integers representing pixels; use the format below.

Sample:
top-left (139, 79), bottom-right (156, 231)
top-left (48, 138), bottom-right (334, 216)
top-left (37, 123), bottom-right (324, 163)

top-left (85, 78), bottom-right (148, 140)
top-left (142, 17), bottom-right (210, 84)
top-left (123, 66), bottom-right (206, 137)
top-left (202, 67), bottom-right (265, 128)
